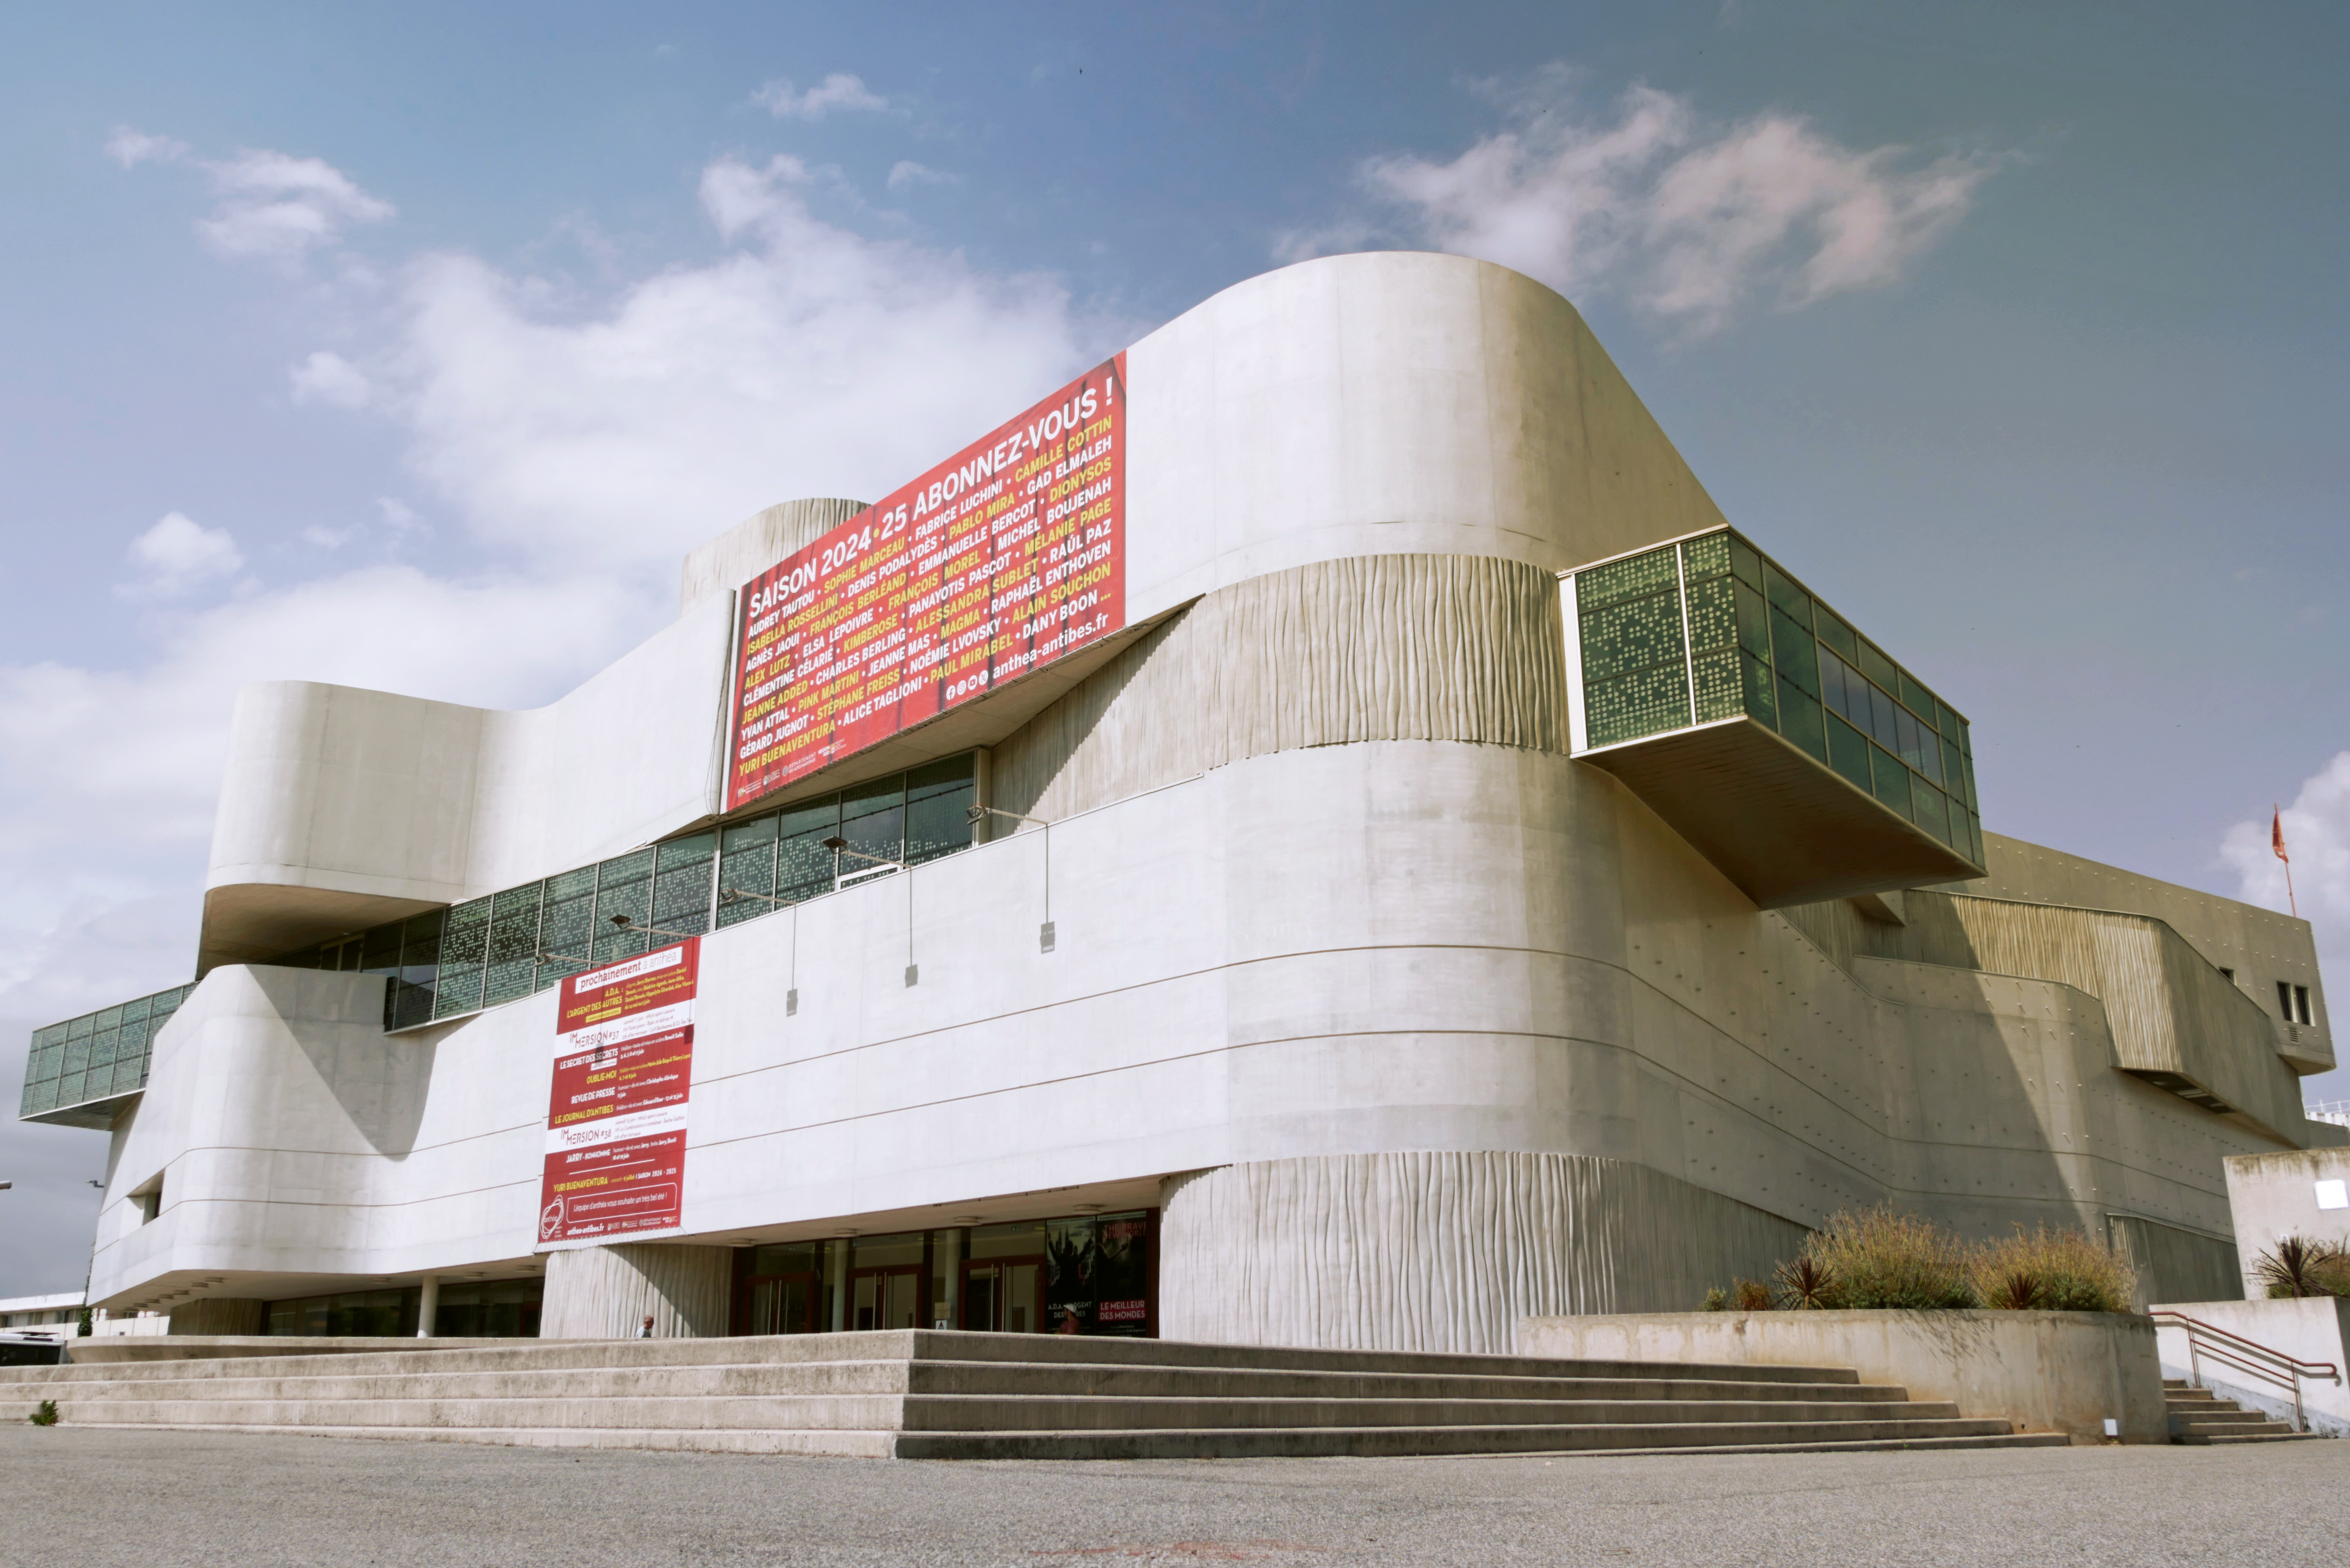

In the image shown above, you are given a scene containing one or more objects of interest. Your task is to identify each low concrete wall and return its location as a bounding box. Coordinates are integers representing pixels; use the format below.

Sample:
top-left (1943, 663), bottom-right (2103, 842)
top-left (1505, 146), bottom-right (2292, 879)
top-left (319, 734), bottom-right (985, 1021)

top-left (2151, 1296), bottom-right (2350, 1436)
top-left (1519, 1310), bottom-right (2166, 1443)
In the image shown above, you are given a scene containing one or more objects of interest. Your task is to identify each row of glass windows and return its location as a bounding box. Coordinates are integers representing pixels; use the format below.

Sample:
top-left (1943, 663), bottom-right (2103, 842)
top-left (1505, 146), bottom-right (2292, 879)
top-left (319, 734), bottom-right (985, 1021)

top-left (269, 754), bottom-right (981, 1031)
top-left (17, 983), bottom-right (195, 1120)
top-left (264, 1280), bottom-right (543, 1338)
top-left (1575, 528), bottom-right (1985, 867)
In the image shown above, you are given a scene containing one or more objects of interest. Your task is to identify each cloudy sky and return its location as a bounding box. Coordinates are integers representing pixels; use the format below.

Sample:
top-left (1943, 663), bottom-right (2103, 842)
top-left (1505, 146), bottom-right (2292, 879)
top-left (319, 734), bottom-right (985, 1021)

top-left (3, 1), bottom-right (2345, 1293)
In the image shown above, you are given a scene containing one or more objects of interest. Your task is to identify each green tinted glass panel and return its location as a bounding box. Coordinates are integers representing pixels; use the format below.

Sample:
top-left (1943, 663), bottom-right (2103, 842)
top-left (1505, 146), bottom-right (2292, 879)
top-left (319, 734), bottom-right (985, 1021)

top-left (1692, 648), bottom-right (1743, 724)
top-left (1684, 576), bottom-right (1736, 654)
top-left (1969, 811), bottom-right (1985, 864)
top-left (66, 1014), bottom-right (91, 1039)
top-left (1733, 580), bottom-right (1770, 659)
top-left (592, 850), bottom-right (655, 965)
top-left (1857, 638), bottom-right (1900, 693)
top-left (1912, 721), bottom-right (1946, 787)
top-left (1899, 671), bottom-right (1938, 731)
top-left (62, 1037), bottom-right (89, 1075)
top-left (1816, 610), bottom-right (1858, 663)
top-left (718, 815), bottom-right (779, 928)
top-left (1963, 752), bottom-right (1981, 813)
top-left (1681, 532), bottom-right (1730, 580)
top-left (1870, 743), bottom-right (1913, 819)
top-left (1761, 561), bottom-right (1812, 626)
top-left (483, 883), bottom-right (545, 1008)
top-left (1912, 778), bottom-right (1951, 845)
top-left (906, 774), bottom-right (977, 865)
top-left (1940, 736), bottom-right (1964, 796)
top-left (652, 833), bottom-right (717, 939)
top-left (1826, 712), bottom-right (1874, 793)
top-left (1577, 546), bottom-right (1680, 610)
top-left (1937, 698), bottom-right (1962, 740)
top-left (1728, 535), bottom-right (1762, 591)
top-left (432, 896), bottom-right (492, 1019)
top-left (1776, 677), bottom-right (1827, 763)
top-left (778, 821), bottom-right (837, 904)
top-left (1865, 681), bottom-right (1902, 750)
top-left (1768, 606), bottom-right (1820, 698)
top-left (1581, 591), bottom-right (1687, 681)
top-left (1740, 650), bottom-right (1777, 730)
top-left (1586, 664), bottom-right (1692, 749)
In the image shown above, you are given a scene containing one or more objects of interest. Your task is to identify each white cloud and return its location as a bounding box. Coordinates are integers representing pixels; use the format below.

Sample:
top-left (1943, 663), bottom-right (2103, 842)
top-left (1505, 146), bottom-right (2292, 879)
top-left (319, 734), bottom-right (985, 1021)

top-left (2220, 751), bottom-right (2350, 953)
top-left (288, 349), bottom-right (373, 408)
top-left (193, 148), bottom-right (395, 265)
top-left (887, 160), bottom-right (955, 191)
top-left (753, 72), bottom-right (888, 119)
top-left (1290, 77), bottom-right (1999, 332)
top-left (105, 127), bottom-right (188, 168)
top-left (117, 513), bottom-right (244, 600)
top-left (395, 153), bottom-right (1119, 572)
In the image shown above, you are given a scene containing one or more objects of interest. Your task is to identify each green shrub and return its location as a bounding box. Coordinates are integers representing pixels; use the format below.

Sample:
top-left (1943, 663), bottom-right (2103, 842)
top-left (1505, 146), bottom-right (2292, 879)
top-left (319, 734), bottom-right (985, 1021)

top-left (1797, 1206), bottom-right (1978, 1310)
top-left (1971, 1224), bottom-right (2135, 1312)
top-left (1732, 1278), bottom-right (1774, 1311)
top-left (1703, 1287), bottom-right (1728, 1312)
top-left (29, 1400), bottom-right (58, 1427)
top-left (2254, 1235), bottom-right (2350, 1299)
top-left (1772, 1255), bottom-right (1838, 1309)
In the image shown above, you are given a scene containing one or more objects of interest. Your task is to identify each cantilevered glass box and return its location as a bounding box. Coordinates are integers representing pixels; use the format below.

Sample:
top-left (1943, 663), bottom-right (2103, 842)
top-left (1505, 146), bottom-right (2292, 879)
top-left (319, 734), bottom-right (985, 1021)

top-left (1562, 528), bottom-right (1985, 906)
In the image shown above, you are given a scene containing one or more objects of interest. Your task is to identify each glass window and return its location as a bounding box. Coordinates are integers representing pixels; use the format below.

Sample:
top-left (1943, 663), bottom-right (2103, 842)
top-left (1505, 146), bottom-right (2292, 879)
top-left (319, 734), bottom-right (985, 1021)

top-left (717, 815), bottom-right (779, 928)
top-left (1940, 736), bottom-right (1964, 797)
top-left (1867, 681), bottom-right (1902, 751)
top-left (1681, 532), bottom-right (1731, 580)
top-left (1768, 605), bottom-right (1819, 698)
top-left (1577, 545), bottom-right (1681, 609)
top-left (1899, 670), bottom-right (1937, 728)
top-left (432, 897), bottom-right (491, 1020)
top-left (905, 756), bottom-right (978, 865)
top-left (537, 866), bottom-right (597, 983)
top-left (482, 882), bottom-right (545, 1008)
top-left (1827, 712), bottom-right (1874, 792)
top-left (1761, 561), bottom-right (1812, 625)
top-left (1585, 663), bottom-right (1691, 748)
top-left (1816, 610), bottom-right (1859, 663)
top-left (1912, 719), bottom-right (1946, 787)
top-left (1580, 590), bottom-right (1687, 681)
top-left (1857, 638), bottom-right (1900, 694)
top-left (1727, 534), bottom-right (1762, 591)
top-left (1739, 650), bottom-right (1777, 730)
top-left (1683, 575), bottom-right (1736, 655)
top-left (1732, 580), bottom-right (1770, 660)
top-left (1869, 742), bottom-right (1913, 820)
top-left (1691, 648), bottom-right (1743, 724)
top-left (651, 834), bottom-right (717, 939)
top-left (1777, 677), bottom-right (1827, 763)
top-left (1912, 779), bottom-right (1952, 845)
top-left (841, 775), bottom-right (906, 870)
top-left (591, 848), bottom-right (654, 965)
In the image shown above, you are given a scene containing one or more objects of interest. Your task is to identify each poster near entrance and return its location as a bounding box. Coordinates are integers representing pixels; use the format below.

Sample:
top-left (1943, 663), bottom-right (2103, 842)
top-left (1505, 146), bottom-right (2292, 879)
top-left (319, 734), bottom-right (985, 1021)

top-left (537, 939), bottom-right (700, 1250)
top-left (726, 354), bottom-right (1129, 810)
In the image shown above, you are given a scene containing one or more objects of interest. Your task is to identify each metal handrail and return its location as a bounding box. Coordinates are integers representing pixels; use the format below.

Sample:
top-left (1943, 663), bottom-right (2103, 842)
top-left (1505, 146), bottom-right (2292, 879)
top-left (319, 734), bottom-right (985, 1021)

top-left (2151, 1310), bottom-right (2341, 1433)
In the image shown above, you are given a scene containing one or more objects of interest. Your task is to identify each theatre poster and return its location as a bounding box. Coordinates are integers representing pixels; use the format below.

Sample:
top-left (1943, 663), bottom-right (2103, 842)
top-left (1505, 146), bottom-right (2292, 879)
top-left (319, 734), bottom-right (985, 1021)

top-left (536, 939), bottom-right (699, 1250)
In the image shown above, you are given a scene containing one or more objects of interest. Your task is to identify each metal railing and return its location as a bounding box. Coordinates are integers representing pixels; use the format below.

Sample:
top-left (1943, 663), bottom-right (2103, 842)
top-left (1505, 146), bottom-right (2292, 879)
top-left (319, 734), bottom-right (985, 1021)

top-left (2151, 1310), bottom-right (2341, 1433)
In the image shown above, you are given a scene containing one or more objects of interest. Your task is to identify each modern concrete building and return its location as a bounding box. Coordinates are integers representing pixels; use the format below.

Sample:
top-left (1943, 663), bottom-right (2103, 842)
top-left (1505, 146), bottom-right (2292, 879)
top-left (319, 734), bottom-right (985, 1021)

top-left (18, 253), bottom-right (2342, 1353)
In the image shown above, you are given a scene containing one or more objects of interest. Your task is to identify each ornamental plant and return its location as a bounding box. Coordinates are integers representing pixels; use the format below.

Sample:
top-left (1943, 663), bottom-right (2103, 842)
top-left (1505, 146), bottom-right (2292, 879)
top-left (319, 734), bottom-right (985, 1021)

top-left (1969, 1223), bottom-right (2135, 1313)
top-left (29, 1400), bottom-right (58, 1427)
top-left (2253, 1235), bottom-right (2350, 1299)
top-left (1794, 1206), bottom-right (1978, 1310)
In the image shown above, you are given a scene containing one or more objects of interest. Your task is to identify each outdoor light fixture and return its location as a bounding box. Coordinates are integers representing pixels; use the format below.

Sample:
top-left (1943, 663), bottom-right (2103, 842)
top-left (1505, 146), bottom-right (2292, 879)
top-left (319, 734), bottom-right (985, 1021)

top-left (821, 837), bottom-right (920, 984)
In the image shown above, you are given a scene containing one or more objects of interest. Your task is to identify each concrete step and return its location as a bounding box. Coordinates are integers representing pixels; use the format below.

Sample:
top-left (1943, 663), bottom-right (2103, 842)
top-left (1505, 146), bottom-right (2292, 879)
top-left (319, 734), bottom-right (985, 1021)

top-left (7, 1358), bottom-right (1914, 1410)
top-left (2162, 1386), bottom-right (2317, 1445)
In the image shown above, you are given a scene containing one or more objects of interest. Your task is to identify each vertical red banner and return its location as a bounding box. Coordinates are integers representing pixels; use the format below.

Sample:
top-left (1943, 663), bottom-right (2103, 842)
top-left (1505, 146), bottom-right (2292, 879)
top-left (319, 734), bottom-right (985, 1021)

top-left (727, 354), bottom-right (1127, 810)
top-left (537, 939), bottom-right (700, 1250)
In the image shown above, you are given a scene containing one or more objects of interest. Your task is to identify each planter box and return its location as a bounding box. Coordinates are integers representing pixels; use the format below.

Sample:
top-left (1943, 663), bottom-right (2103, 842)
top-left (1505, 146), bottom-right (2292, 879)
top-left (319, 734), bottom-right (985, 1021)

top-left (2151, 1296), bottom-right (2349, 1436)
top-left (1518, 1309), bottom-right (2165, 1443)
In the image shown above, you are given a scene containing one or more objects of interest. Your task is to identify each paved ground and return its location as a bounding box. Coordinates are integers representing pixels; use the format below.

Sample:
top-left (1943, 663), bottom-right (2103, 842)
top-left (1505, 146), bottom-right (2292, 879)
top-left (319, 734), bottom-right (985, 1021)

top-left (6, 1428), bottom-right (2344, 1566)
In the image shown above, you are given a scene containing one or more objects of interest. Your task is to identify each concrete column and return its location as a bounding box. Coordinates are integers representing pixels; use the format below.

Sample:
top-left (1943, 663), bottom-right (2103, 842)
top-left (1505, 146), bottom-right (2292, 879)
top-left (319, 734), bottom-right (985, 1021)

top-left (416, 1274), bottom-right (439, 1337)
top-left (539, 1243), bottom-right (731, 1339)
top-left (1157, 1152), bottom-right (1807, 1356)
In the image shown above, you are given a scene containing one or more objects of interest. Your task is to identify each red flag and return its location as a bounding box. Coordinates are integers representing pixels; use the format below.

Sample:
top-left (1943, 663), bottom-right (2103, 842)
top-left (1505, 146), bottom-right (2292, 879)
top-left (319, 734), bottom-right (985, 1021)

top-left (2273, 806), bottom-right (2290, 864)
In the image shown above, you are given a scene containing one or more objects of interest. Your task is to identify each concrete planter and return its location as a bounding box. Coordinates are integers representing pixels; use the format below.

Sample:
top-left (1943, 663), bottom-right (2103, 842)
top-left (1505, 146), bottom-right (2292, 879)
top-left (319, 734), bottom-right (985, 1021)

top-left (1519, 1310), bottom-right (2166, 1443)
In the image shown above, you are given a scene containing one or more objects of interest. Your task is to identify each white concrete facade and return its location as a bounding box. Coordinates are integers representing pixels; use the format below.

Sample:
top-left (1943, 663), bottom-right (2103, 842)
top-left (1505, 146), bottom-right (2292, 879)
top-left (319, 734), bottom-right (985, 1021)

top-left (49, 252), bottom-right (2342, 1349)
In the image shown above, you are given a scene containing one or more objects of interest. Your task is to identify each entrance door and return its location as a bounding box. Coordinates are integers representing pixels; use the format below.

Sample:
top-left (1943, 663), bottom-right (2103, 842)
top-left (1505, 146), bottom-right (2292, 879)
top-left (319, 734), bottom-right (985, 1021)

top-left (738, 1270), bottom-right (821, 1336)
top-left (960, 1256), bottom-right (1044, 1334)
top-left (848, 1267), bottom-right (922, 1332)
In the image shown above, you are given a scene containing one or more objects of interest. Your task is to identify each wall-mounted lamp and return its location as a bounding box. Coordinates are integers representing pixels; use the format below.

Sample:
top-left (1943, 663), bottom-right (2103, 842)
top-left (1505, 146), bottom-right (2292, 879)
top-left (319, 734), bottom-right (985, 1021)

top-left (968, 804), bottom-right (1057, 952)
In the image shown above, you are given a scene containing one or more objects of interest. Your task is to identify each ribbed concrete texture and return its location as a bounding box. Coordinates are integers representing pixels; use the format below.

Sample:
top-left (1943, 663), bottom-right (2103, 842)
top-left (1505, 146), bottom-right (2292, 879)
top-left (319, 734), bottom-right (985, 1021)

top-left (990, 553), bottom-right (1567, 825)
top-left (0, 1330), bottom-right (2063, 1460)
top-left (155, 1298), bottom-right (266, 1336)
top-left (541, 1243), bottom-right (731, 1340)
top-left (1159, 1153), bottom-right (1809, 1355)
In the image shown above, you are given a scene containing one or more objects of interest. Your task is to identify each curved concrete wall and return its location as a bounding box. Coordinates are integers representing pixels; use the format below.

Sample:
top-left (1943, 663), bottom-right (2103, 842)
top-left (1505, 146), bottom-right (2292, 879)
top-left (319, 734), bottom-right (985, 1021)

top-left (541, 1244), bottom-right (731, 1340)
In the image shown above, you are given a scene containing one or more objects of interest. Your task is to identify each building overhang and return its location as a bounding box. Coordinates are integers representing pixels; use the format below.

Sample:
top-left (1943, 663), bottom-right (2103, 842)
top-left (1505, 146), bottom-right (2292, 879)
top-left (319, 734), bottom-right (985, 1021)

top-left (1583, 716), bottom-right (1981, 908)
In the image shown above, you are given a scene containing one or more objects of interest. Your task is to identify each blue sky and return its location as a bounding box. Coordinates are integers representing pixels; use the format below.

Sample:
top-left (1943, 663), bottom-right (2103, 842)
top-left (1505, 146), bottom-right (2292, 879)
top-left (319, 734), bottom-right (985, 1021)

top-left (3, 1), bottom-right (2346, 1292)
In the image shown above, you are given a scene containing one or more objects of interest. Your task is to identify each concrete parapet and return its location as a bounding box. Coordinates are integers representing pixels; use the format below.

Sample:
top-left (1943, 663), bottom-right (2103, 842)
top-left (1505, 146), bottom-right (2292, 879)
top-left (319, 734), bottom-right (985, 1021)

top-left (1518, 1310), bottom-right (2166, 1444)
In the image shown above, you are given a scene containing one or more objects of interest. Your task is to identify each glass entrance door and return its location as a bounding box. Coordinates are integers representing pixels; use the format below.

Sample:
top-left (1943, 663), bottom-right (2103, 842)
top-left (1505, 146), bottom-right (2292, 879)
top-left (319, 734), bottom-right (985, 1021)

top-left (848, 1267), bottom-right (922, 1331)
top-left (739, 1271), bottom-right (821, 1336)
top-left (960, 1256), bottom-right (1044, 1334)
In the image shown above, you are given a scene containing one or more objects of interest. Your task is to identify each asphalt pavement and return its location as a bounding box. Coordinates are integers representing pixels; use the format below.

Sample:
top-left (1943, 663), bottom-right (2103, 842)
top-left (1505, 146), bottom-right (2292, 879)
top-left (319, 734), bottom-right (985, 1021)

top-left (6, 1426), bottom-right (2343, 1566)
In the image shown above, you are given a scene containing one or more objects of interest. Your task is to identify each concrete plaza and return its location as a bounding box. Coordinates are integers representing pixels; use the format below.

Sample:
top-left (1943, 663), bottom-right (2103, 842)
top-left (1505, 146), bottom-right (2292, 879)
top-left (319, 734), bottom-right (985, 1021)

top-left (5, 1425), bottom-right (2342, 1566)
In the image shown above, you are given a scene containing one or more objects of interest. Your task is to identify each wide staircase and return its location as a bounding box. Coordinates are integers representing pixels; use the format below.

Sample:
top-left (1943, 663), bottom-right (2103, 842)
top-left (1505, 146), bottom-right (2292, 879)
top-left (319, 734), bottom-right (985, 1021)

top-left (2163, 1379), bottom-right (2321, 1445)
top-left (0, 1330), bottom-right (2064, 1458)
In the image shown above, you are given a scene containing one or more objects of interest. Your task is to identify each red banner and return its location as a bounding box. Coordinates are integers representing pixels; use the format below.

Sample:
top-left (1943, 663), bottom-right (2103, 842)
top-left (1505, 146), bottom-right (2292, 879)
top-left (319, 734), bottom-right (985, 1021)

top-left (727, 355), bottom-right (1128, 810)
top-left (537, 940), bottom-right (699, 1249)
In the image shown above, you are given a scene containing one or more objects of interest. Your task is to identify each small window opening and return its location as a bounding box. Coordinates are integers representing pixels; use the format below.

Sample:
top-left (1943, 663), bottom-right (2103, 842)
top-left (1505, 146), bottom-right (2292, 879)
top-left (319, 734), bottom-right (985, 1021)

top-left (2279, 981), bottom-right (2295, 1019)
top-left (129, 1172), bottom-right (164, 1225)
top-left (2295, 985), bottom-right (2313, 1026)
top-left (2219, 967), bottom-right (2234, 983)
